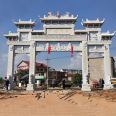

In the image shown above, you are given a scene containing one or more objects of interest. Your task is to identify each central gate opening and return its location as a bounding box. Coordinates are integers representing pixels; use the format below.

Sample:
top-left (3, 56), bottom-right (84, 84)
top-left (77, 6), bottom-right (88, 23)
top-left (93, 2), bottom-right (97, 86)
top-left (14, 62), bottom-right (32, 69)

top-left (35, 52), bottom-right (82, 90)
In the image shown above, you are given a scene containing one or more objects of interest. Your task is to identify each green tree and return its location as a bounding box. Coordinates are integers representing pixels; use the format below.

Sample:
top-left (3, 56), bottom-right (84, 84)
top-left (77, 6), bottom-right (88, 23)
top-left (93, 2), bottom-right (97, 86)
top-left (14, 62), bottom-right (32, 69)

top-left (72, 73), bottom-right (82, 87)
top-left (15, 69), bottom-right (29, 81)
top-left (0, 77), bottom-right (4, 84)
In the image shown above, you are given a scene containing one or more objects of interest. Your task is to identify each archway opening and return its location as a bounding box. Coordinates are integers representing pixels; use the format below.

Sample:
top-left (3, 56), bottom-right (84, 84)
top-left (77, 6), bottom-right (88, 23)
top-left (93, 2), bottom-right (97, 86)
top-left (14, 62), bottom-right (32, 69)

top-left (35, 51), bottom-right (82, 89)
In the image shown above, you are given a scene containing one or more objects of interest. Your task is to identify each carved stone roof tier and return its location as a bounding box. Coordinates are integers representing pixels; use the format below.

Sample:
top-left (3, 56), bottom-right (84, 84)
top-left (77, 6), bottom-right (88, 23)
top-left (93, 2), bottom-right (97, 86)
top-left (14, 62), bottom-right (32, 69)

top-left (75, 30), bottom-right (88, 33)
top-left (14, 19), bottom-right (35, 26)
top-left (75, 29), bottom-right (88, 32)
top-left (82, 18), bottom-right (105, 26)
top-left (101, 31), bottom-right (115, 38)
top-left (32, 30), bottom-right (44, 35)
top-left (40, 12), bottom-right (77, 22)
top-left (75, 30), bottom-right (88, 34)
top-left (32, 30), bottom-right (44, 33)
top-left (4, 32), bottom-right (18, 38)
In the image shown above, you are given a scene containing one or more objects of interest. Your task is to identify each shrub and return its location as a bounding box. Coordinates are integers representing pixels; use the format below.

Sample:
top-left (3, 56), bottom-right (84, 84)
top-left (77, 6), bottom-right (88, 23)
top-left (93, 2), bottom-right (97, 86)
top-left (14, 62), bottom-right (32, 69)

top-left (72, 73), bottom-right (82, 87)
top-left (0, 77), bottom-right (4, 84)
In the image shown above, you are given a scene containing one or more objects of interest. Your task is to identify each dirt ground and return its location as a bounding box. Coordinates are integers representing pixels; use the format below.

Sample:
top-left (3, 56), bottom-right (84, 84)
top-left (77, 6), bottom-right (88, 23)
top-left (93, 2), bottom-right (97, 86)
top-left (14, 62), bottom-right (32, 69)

top-left (0, 90), bottom-right (116, 116)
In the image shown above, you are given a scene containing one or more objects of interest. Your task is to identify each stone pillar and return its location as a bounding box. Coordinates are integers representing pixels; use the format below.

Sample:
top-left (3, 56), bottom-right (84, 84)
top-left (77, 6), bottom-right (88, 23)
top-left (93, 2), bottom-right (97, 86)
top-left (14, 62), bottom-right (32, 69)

top-left (26, 41), bottom-right (36, 91)
top-left (103, 44), bottom-right (113, 90)
top-left (81, 41), bottom-right (91, 91)
top-left (7, 45), bottom-right (15, 89)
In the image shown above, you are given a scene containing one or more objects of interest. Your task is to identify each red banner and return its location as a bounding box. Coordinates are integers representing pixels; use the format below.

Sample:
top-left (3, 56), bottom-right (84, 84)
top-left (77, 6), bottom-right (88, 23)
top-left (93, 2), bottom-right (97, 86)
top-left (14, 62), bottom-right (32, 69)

top-left (48, 45), bottom-right (51, 54)
top-left (71, 44), bottom-right (74, 57)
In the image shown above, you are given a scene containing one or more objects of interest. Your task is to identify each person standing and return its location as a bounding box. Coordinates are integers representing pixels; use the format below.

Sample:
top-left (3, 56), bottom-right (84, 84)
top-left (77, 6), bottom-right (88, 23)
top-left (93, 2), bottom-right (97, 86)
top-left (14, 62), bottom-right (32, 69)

top-left (52, 78), bottom-right (56, 88)
top-left (4, 77), bottom-right (10, 91)
top-left (99, 78), bottom-right (104, 88)
top-left (62, 79), bottom-right (66, 89)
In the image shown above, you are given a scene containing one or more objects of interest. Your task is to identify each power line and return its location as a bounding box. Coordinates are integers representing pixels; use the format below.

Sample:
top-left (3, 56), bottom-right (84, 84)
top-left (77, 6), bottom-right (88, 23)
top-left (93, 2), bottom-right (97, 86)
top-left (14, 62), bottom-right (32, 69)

top-left (45, 55), bottom-right (70, 89)
top-left (44, 55), bottom-right (74, 61)
top-left (45, 57), bottom-right (50, 88)
top-left (44, 54), bottom-right (75, 89)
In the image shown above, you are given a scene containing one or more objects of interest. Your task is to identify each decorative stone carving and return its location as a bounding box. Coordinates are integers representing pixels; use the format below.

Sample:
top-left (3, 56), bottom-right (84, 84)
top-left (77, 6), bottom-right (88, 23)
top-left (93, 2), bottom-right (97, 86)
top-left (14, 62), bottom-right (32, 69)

top-left (31, 41), bottom-right (36, 48)
top-left (9, 45), bottom-right (14, 51)
top-left (83, 42), bottom-right (87, 48)
top-left (36, 42), bottom-right (81, 51)
top-left (104, 44), bottom-right (109, 50)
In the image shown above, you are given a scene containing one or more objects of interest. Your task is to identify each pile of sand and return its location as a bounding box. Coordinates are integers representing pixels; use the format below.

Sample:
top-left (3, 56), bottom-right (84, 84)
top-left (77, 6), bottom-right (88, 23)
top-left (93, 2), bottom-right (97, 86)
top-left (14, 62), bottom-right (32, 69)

top-left (0, 90), bottom-right (115, 116)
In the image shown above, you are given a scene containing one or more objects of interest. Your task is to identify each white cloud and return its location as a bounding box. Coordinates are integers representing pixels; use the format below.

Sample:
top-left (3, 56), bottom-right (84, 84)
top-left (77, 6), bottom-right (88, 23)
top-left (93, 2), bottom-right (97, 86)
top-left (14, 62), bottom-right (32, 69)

top-left (68, 53), bottom-right (82, 70)
top-left (15, 54), bottom-right (29, 64)
top-left (14, 54), bottom-right (29, 69)
top-left (37, 53), bottom-right (82, 71)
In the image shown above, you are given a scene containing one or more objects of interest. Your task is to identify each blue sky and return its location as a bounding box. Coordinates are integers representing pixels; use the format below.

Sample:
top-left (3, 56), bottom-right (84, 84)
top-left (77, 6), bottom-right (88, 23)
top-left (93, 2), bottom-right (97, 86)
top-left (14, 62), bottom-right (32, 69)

top-left (0, 0), bottom-right (116, 76)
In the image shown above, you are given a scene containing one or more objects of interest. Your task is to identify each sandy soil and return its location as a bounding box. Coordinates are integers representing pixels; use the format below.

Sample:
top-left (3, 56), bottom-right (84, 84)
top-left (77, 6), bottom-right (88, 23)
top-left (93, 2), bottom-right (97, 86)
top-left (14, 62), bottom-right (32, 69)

top-left (0, 90), bottom-right (116, 116)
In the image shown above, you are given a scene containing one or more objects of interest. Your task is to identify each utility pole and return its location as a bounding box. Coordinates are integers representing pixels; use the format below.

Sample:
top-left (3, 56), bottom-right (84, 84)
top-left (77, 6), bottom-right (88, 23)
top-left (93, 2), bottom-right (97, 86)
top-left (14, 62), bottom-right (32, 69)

top-left (44, 55), bottom-right (71, 89)
top-left (45, 56), bottom-right (50, 90)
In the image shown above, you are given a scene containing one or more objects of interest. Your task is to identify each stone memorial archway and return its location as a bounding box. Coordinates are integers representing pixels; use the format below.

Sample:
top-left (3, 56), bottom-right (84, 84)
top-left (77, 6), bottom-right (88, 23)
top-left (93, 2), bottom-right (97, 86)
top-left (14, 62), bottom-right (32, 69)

top-left (4, 12), bottom-right (115, 91)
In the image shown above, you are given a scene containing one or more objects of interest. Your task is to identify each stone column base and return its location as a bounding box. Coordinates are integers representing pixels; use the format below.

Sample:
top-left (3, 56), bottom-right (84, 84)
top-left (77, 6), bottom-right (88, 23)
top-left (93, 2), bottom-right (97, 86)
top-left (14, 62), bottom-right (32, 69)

top-left (81, 84), bottom-right (91, 91)
top-left (8, 83), bottom-right (15, 90)
top-left (103, 84), bottom-right (113, 90)
top-left (26, 84), bottom-right (34, 91)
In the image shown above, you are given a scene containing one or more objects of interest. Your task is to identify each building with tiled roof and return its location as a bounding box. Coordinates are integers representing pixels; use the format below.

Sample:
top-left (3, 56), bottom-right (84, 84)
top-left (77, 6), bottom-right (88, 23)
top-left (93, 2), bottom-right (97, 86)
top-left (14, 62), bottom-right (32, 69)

top-left (17, 60), bottom-right (47, 71)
